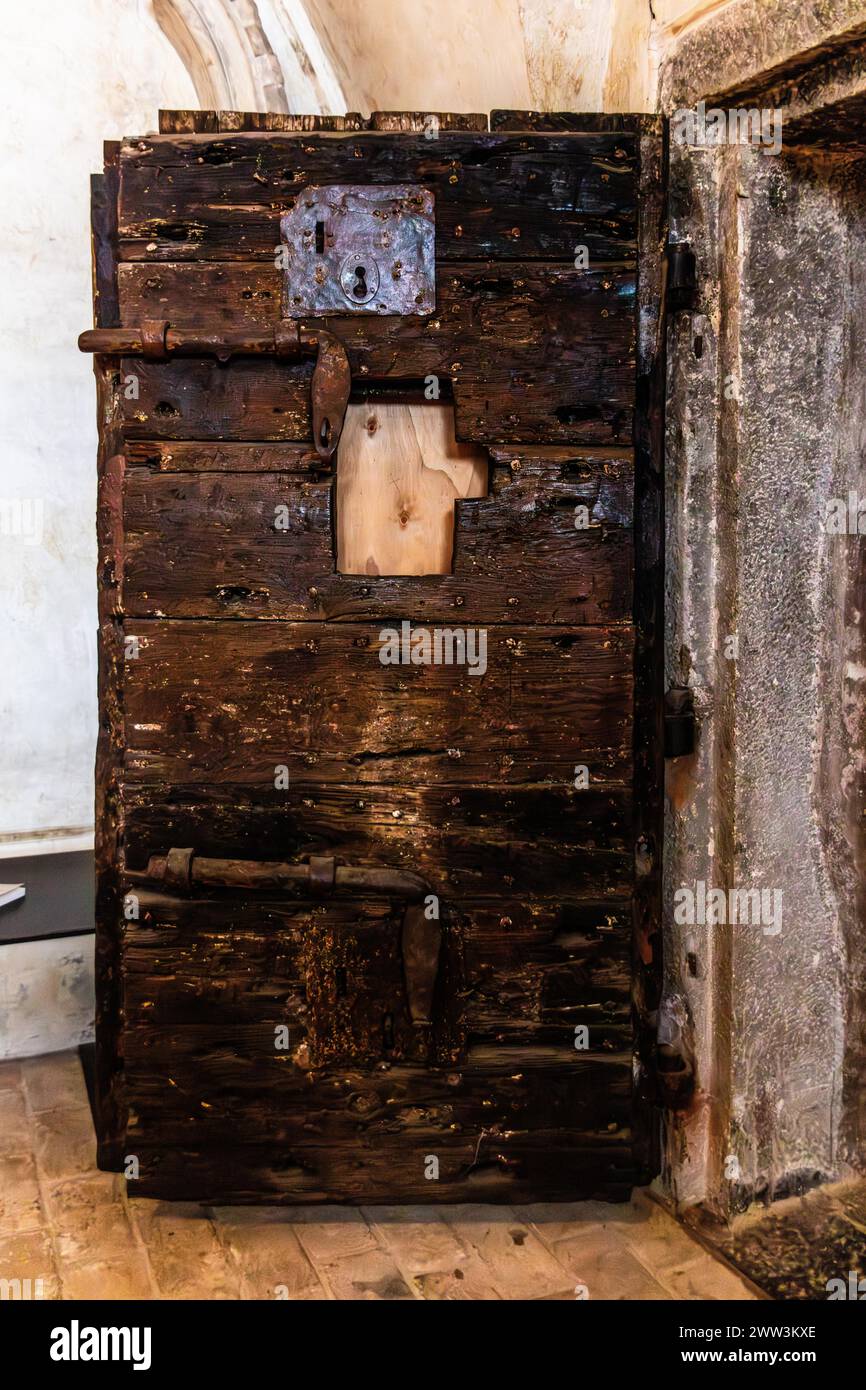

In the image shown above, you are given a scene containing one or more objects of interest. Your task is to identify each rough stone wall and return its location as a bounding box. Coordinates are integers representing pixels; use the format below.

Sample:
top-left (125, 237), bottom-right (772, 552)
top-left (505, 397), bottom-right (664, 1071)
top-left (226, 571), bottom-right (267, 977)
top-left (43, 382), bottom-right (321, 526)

top-left (819, 152), bottom-right (866, 1175)
top-left (664, 140), bottom-right (734, 1206)
top-left (660, 0), bottom-right (866, 111)
top-left (660, 2), bottom-right (866, 1208)
top-left (730, 146), bottom-right (850, 1198)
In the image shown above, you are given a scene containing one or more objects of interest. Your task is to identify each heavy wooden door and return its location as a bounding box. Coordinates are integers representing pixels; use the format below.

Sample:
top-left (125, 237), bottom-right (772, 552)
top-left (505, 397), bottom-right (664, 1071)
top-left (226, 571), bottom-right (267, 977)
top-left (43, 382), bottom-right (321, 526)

top-left (86, 109), bottom-right (664, 1203)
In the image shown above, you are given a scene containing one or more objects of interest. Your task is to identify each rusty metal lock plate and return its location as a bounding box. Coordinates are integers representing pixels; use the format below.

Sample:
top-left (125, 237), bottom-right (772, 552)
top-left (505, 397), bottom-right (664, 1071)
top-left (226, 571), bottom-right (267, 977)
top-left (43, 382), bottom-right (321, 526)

top-left (280, 185), bottom-right (435, 317)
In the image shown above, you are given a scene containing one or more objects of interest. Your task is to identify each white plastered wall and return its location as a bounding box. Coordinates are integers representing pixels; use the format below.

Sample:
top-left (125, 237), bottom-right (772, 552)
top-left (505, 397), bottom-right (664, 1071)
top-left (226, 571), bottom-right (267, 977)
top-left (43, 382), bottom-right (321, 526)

top-left (0, 0), bottom-right (195, 852)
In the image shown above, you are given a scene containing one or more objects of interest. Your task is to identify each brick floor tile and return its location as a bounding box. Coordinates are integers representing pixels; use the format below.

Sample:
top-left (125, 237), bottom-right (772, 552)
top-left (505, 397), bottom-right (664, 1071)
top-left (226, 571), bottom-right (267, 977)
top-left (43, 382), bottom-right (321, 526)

top-left (61, 1254), bottom-right (153, 1301)
top-left (362, 1204), bottom-right (503, 1298)
top-left (45, 1174), bottom-right (138, 1264)
top-left (0, 1090), bottom-right (31, 1154)
top-left (649, 1251), bottom-right (756, 1300)
top-left (516, 1199), bottom-right (646, 1246)
top-left (0, 1228), bottom-right (61, 1300)
top-left (441, 1205), bottom-right (575, 1300)
top-left (132, 1201), bottom-right (243, 1300)
top-left (210, 1209), bottom-right (326, 1300)
top-left (284, 1206), bottom-right (380, 1263)
top-left (619, 1218), bottom-right (715, 1278)
top-left (32, 1106), bottom-right (95, 1181)
top-left (412, 1258), bottom-right (502, 1300)
top-left (362, 1204), bottom-right (470, 1273)
top-left (553, 1227), bottom-right (672, 1300)
top-left (317, 1248), bottom-right (415, 1300)
top-left (0, 1152), bottom-right (43, 1237)
top-left (23, 1051), bottom-right (89, 1113)
top-left (0, 1061), bottom-right (23, 1092)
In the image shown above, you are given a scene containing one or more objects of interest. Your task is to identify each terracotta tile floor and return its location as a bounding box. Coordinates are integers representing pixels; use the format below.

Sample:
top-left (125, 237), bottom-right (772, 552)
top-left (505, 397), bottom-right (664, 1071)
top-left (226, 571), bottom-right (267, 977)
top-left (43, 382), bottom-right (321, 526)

top-left (0, 1049), bottom-right (755, 1300)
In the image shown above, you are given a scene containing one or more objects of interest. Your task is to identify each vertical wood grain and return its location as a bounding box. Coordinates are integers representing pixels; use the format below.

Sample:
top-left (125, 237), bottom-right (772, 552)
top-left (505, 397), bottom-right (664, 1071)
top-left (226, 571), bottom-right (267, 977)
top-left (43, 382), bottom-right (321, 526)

top-left (335, 402), bottom-right (488, 576)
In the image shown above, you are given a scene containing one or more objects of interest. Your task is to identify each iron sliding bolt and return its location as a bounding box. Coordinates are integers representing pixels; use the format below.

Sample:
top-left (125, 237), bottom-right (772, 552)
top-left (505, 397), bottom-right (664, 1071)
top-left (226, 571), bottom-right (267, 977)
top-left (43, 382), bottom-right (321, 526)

top-left (77, 319), bottom-right (351, 464)
top-left (126, 849), bottom-right (441, 1029)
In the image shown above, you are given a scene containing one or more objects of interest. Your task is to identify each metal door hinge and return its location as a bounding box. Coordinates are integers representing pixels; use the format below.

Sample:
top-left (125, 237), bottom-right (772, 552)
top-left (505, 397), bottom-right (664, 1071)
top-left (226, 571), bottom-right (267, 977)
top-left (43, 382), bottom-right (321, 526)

top-left (666, 241), bottom-right (697, 312)
top-left (280, 185), bottom-right (436, 317)
top-left (664, 688), bottom-right (696, 757)
top-left (655, 993), bottom-right (695, 1110)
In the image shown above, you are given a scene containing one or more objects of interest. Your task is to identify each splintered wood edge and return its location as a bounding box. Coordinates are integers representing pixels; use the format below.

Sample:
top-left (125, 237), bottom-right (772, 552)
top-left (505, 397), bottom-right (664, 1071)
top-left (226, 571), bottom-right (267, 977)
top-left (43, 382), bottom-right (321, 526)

top-left (157, 110), bottom-right (490, 134)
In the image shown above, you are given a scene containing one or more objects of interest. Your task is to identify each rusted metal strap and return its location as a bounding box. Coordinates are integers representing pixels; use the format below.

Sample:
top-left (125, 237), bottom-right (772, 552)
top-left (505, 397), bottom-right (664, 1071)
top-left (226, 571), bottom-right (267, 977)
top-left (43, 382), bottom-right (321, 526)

top-left (129, 852), bottom-right (429, 900)
top-left (78, 321), bottom-right (307, 359)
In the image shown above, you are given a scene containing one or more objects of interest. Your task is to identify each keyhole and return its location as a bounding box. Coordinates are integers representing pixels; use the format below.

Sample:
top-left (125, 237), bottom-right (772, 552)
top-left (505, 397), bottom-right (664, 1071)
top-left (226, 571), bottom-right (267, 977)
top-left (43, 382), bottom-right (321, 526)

top-left (339, 254), bottom-right (379, 304)
top-left (352, 264), bottom-right (368, 299)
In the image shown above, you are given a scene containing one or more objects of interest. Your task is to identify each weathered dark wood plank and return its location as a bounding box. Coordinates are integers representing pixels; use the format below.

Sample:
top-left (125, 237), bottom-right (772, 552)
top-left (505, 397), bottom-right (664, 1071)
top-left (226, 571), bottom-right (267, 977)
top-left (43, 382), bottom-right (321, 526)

top-left (370, 112), bottom-right (489, 132)
top-left (123, 1043), bottom-right (632, 1163)
top-left (157, 111), bottom-right (489, 135)
top-left (123, 439), bottom-right (321, 472)
top-left (123, 892), bottom-right (630, 1068)
top-left (116, 261), bottom-right (635, 396)
top-left (119, 356), bottom-right (312, 441)
top-left (490, 111), bottom-right (661, 134)
top-left (121, 452), bottom-right (633, 624)
top-left (91, 146), bottom-right (127, 1170)
top-left (460, 898), bottom-right (630, 1045)
top-left (631, 127), bottom-right (666, 1177)
top-left (127, 1130), bottom-right (636, 1204)
top-left (119, 351), bottom-right (633, 447)
top-left (117, 132), bottom-right (637, 263)
top-left (119, 783), bottom-right (633, 904)
top-left (120, 619), bottom-right (633, 786)
top-left (123, 895), bottom-right (431, 1065)
top-left (124, 902), bottom-right (307, 1028)
top-left (158, 109), bottom-right (218, 134)
top-left (124, 895), bottom-right (630, 1019)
